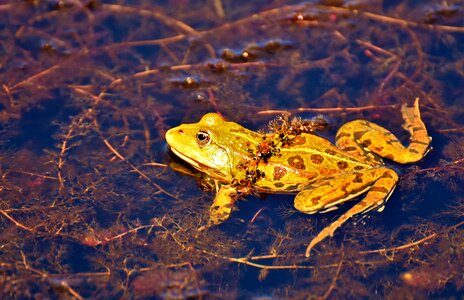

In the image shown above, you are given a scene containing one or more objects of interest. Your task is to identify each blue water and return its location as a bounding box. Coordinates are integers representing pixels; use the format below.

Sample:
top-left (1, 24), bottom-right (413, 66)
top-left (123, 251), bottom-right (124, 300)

top-left (0, 0), bottom-right (463, 298)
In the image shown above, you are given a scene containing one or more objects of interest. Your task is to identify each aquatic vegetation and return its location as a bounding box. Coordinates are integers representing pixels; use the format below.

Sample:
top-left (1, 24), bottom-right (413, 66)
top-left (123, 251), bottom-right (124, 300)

top-left (0, 0), bottom-right (463, 298)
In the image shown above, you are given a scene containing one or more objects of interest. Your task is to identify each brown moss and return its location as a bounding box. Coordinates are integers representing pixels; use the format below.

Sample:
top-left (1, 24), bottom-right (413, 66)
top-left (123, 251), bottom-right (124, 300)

top-left (0, 0), bottom-right (463, 298)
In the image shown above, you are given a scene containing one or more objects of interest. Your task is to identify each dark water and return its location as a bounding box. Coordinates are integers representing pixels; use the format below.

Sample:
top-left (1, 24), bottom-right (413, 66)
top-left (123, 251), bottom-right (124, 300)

top-left (0, 0), bottom-right (463, 298)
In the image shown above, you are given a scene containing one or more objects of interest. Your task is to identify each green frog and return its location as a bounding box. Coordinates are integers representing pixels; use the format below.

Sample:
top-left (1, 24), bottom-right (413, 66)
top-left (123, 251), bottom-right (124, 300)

top-left (165, 99), bottom-right (431, 257)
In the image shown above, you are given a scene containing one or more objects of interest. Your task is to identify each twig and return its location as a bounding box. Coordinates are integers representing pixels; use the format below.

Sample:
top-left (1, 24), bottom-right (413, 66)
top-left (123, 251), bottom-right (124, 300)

top-left (357, 39), bottom-right (401, 98)
top-left (138, 113), bottom-right (152, 156)
top-left (9, 3), bottom-right (464, 92)
top-left (143, 162), bottom-right (168, 167)
top-left (57, 281), bottom-right (85, 300)
top-left (323, 5), bottom-right (464, 33)
top-left (436, 127), bottom-right (464, 133)
top-left (71, 83), bottom-right (181, 201)
top-left (213, 0), bottom-right (225, 18)
top-left (319, 249), bottom-right (344, 300)
top-left (9, 45), bottom-right (89, 90)
top-left (11, 171), bottom-right (58, 180)
top-left (201, 248), bottom-right (319, 270)
top-left (2, 84), bottom-right (15, 109)
top-left (88, 224), bottom-right (155, 246)
top-left (102, 4), bottom-right (197, 34)
top-left (101, 4), bottom-right (216, 58)
top-left (101, 133), bottom-right (178, 199)
top-left (21, 251), bottom-right (85, 300)
top-left (359, 233), bottom-right (438, 255)
top-left (412, 157), bottom-right (464, 174)
top-left (359, 9), bottom-right (464, 33)
top-left (206, 88), bottom-right (220, 112)
top-left (250, 208), bottom-right (265, 223)
top-left (109, 61), bottom-right (267, 88)
top-left (108, 224), bottom-right (154, 242)
top-left (91, 112), bottom-right (180, 201)
top-left (378, 59), bottom-right (400, 97)
top-left (257, 104), bottom-right (398, 115)
top-left (57, 111), bottom-right (91, 191)
top-left (359, 220), bottom-right (464, 256)
top-left (153, 217), bottom-right (188, 251)
top-left (0, 4), bottom-right (10, 12)
top-left (0, 210), bottom-right (34, 232)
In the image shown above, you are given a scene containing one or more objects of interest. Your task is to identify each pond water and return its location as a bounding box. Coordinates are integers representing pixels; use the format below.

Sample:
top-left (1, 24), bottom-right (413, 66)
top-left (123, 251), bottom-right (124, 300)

top-left (0, 0), bottom-right (463, 298)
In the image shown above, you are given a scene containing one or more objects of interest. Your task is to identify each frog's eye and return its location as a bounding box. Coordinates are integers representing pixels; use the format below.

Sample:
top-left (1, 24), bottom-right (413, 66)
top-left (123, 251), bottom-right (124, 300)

top-left (196, 130), bottom-right (211, 146)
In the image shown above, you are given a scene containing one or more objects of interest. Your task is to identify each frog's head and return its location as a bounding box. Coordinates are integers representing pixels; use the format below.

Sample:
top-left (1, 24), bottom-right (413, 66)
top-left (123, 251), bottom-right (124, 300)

top-left (166, 113), bottom-right (236, 181)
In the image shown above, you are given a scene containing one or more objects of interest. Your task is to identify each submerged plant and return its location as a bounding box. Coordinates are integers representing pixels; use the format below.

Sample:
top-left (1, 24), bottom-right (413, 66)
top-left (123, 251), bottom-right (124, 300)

top-left (0, 0), bottom-right (463, 298)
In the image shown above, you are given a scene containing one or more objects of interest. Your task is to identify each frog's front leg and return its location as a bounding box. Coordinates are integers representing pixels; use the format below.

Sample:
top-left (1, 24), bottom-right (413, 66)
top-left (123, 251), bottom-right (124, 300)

top-left (294, 167), bottom-right (398, 257)
top-left (209, 185), bottom-right (238, 225)
top-left (336, 98), bottom-right (431, 164)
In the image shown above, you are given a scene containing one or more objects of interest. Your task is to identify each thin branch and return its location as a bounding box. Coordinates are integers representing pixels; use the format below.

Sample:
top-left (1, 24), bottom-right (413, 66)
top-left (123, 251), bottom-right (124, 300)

top-left (436, 127), bottom-right (464, 133)
top-left (101, 4), bottom-right (216, 58)
top-left (257, 104), bottom-right (398, 115)
top-left (359, 220), bottom-right (464, 255)
top-left (96, 130), bottom-right (179, 201)
top-left (9, 3), bottom-right (464, 91)
top-left (250, 208), bottom-right (265, 223)
top-left (323, 5), bottom-right (464, 33)
top-left (0, 209), bottom-right (35, 232)
top-left (21, 251), bottom-right (85, 300)
top-left (412, 157), bottom-right (464, 174)
top-left (10, 171), bottom-right (58, 180)
top-left (102, 4), bottom-right (197, 34)
top-left (0, 4), bottom-right (10, 12)
top-left (358, 9), bottom-right (464, 33)
top-left (319, 249), bottom-right (344, 300)
top-left (57, 111), bottom-right (91, 190)
top-left (86, 224), bottom-right (155, 246)
top-left (359, 233), bottom-right (437, 255)
top-left (200, 248), bottom-right (319, 270)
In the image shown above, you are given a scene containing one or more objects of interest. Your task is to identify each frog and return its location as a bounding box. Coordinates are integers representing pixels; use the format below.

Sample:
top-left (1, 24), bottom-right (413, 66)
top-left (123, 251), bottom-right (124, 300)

top-left (165, 98), bottom-right (431, 257)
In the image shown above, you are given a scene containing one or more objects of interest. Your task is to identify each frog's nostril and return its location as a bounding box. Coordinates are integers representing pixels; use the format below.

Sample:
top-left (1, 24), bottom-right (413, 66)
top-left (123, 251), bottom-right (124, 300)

top-left (179, 129), bottom-right (184, 134)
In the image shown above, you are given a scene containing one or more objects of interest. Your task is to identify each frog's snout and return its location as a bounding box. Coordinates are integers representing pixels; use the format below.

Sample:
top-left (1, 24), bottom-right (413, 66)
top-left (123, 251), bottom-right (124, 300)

top-left (165, 128), bottom-right (175, 146)
top-left (165, 127), bottom-right (186, 150)
top-left (166, 128), bottom-right (183, 136)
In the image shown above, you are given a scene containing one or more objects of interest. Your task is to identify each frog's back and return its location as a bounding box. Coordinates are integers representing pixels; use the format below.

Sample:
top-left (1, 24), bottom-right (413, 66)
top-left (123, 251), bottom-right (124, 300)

top-left (255, 133), bottom-right (371, 192)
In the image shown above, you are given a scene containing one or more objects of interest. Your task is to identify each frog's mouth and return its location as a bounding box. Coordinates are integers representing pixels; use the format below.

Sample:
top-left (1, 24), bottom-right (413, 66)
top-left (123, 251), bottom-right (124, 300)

top-left (169, 146), bottom-right (202, 169)
top-left (168, 146), bottom-right (229, 180)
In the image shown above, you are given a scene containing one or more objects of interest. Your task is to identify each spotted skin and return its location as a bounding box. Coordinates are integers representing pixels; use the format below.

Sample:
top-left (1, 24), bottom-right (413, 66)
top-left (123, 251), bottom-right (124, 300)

top-left (288, 155), bottom-right (306, 170)
top-left (337, 161), bottom-right (349, 170)
top-left (310, 154), bottom-right (324, 164)
top-left (336, 98), bottom-right (431, 164)
top-left (292, 136), bottom-right (306, 145)
top-left (302, 98), bottom-right (431, 256)
top-left (210, 185), bottom-right (238, 225)
top-left (165, 98), bottom-right (431, 258)
top-left (273, 166), bottom-right (287, 180)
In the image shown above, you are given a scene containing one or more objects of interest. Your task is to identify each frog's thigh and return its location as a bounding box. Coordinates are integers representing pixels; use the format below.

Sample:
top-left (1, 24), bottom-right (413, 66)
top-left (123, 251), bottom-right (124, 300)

top-left (336, 100), bottom-right (431, 164)
top-left (300, 168), bottom-right (399, 257)
top-left (209, 185), bottom-right (238, 225)
top-left (335, 120), bottom-right (383, 165)
top-left (294, 169), bottom-right (381, 213)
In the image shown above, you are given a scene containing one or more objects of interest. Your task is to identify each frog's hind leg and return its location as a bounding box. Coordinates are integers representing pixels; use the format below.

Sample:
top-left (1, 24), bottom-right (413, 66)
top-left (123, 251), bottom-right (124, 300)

top-left (400, 97), bottom-right (432, 160)
top-left (296, 168), bottom-right (399, 257)
top-left (336, 98), bottom-right (431, 164)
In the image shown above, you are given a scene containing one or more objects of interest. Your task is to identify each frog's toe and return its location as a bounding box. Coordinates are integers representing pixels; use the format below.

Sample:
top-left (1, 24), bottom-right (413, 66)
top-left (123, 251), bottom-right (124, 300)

top-left (199, 215), bottom-right (226, 231)
top-left (305, 228), bottom-right (331, 257)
